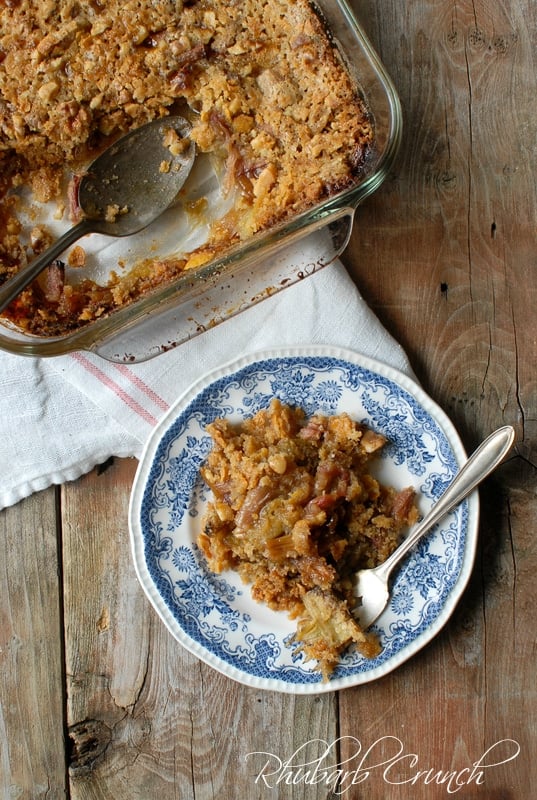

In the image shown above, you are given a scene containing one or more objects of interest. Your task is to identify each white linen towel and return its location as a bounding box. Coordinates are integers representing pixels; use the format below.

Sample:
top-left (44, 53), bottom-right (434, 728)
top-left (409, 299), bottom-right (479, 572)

top-left (0, 252), bottom-right (414, 510)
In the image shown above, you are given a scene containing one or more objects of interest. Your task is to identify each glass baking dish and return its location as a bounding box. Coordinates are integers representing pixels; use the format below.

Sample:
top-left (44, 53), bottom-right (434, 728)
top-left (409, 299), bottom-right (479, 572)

top-left (0, 0), bottom-right (401, 363)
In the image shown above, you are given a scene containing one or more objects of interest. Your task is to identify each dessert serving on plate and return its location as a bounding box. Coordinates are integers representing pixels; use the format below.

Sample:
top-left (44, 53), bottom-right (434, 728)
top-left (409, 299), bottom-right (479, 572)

top-left (0, 0), bottom-right (374, 339)
top-left (198, 398), bottom-right (418, 679)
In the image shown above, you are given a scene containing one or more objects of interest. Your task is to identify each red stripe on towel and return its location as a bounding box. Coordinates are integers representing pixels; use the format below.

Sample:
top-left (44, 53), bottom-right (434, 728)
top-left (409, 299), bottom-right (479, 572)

top-left (71, 352), bottom-right (159, 427)
top-left (114, 364), bottom-right (169, 412)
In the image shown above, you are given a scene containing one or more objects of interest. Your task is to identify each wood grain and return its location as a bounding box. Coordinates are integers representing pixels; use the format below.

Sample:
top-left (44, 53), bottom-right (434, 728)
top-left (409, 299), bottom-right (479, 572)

top-left (0, 487), bottom-right (66, 799)
top-left (60, 458), bottom-right (338, 799)
top-left (346, 0), bottom-right (537, 454)
top-left (1, 0), bottom-right (535, 797)
top-left (338, 1), bottom-right (536, 797)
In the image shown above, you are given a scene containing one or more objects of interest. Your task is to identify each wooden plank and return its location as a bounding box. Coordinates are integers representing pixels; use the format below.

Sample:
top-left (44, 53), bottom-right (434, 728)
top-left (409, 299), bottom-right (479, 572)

top-left (477, 458), bottom-right (537, 794)
top-left (337, 467), bottom-right (535, 798)
top-left (0, 487), bottom-right (67, 799)
top-left (346, 0), bottom-right (536, 449)
top-left (61, 458), bottom-right (338, 799)
top-left (337, 0), bottom-right (536, 796)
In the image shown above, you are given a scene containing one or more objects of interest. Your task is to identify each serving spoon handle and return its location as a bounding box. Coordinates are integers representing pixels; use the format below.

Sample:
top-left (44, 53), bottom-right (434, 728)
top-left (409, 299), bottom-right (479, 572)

top-left (0, 115), bottom-right (195, 316)
top-left (0, 220), bottom-right (93, 313)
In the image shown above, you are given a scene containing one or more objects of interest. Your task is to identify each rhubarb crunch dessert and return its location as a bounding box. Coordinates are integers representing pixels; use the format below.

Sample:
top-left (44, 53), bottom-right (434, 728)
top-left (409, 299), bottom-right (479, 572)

top-left (0, 0), bottom-right (374, 337)
top-left (198, 399), bottom-right (418, 679)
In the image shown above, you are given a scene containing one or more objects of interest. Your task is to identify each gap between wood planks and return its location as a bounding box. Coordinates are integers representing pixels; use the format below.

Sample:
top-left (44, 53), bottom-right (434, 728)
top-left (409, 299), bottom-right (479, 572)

top-left (53, 483), bottom-right (74, 798)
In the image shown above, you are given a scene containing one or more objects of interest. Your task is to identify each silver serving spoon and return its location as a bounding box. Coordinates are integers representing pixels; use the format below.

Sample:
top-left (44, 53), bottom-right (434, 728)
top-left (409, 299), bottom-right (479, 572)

top-left (0, 116), bottom-right (195, 313)
top-left (354, 424), bottom-right (515, 629)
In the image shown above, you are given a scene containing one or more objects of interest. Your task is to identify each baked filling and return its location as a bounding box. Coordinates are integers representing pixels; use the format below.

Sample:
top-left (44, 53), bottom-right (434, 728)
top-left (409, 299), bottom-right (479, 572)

top-left (198, 399), bottom-right (417, 679)
top-left (0, 0), bottom-right (373, 336)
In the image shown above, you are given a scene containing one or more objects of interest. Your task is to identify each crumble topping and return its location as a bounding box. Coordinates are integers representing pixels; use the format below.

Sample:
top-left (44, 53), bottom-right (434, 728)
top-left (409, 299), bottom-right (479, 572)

top-left (198, 399), bottom-right (417, 679)
top-left (0, 0), bottom-right (373, 336)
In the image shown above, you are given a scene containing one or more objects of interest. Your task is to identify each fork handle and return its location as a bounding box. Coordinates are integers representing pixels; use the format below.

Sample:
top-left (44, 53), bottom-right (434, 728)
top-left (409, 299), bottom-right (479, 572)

top-left (374, 425), bottom-right (515, 583)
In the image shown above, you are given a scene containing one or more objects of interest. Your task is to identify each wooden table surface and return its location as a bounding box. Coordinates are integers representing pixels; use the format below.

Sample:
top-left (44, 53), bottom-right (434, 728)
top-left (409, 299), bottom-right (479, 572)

top-left (1, 1), bottom-right (535, 797)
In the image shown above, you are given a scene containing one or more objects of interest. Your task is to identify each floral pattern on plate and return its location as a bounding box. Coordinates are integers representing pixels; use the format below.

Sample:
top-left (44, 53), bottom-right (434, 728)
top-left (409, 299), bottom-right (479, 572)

top-left (129, 346), bottom-right (479, 693)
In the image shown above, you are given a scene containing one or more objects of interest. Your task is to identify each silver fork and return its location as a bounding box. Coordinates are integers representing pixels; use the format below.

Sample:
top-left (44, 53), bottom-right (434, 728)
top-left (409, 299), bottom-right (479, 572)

top-left (353, 425), bottom-right (515, 629)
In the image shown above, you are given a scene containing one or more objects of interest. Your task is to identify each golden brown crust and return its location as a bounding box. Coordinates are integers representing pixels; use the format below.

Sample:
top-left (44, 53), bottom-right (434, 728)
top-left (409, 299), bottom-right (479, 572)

top-left (0, 0), bottom-right (373, 335)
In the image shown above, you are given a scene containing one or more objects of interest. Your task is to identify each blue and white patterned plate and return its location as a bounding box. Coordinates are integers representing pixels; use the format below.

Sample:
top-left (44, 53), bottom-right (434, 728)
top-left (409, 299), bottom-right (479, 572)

top-left (129, 346), bottom-right (479, 693)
